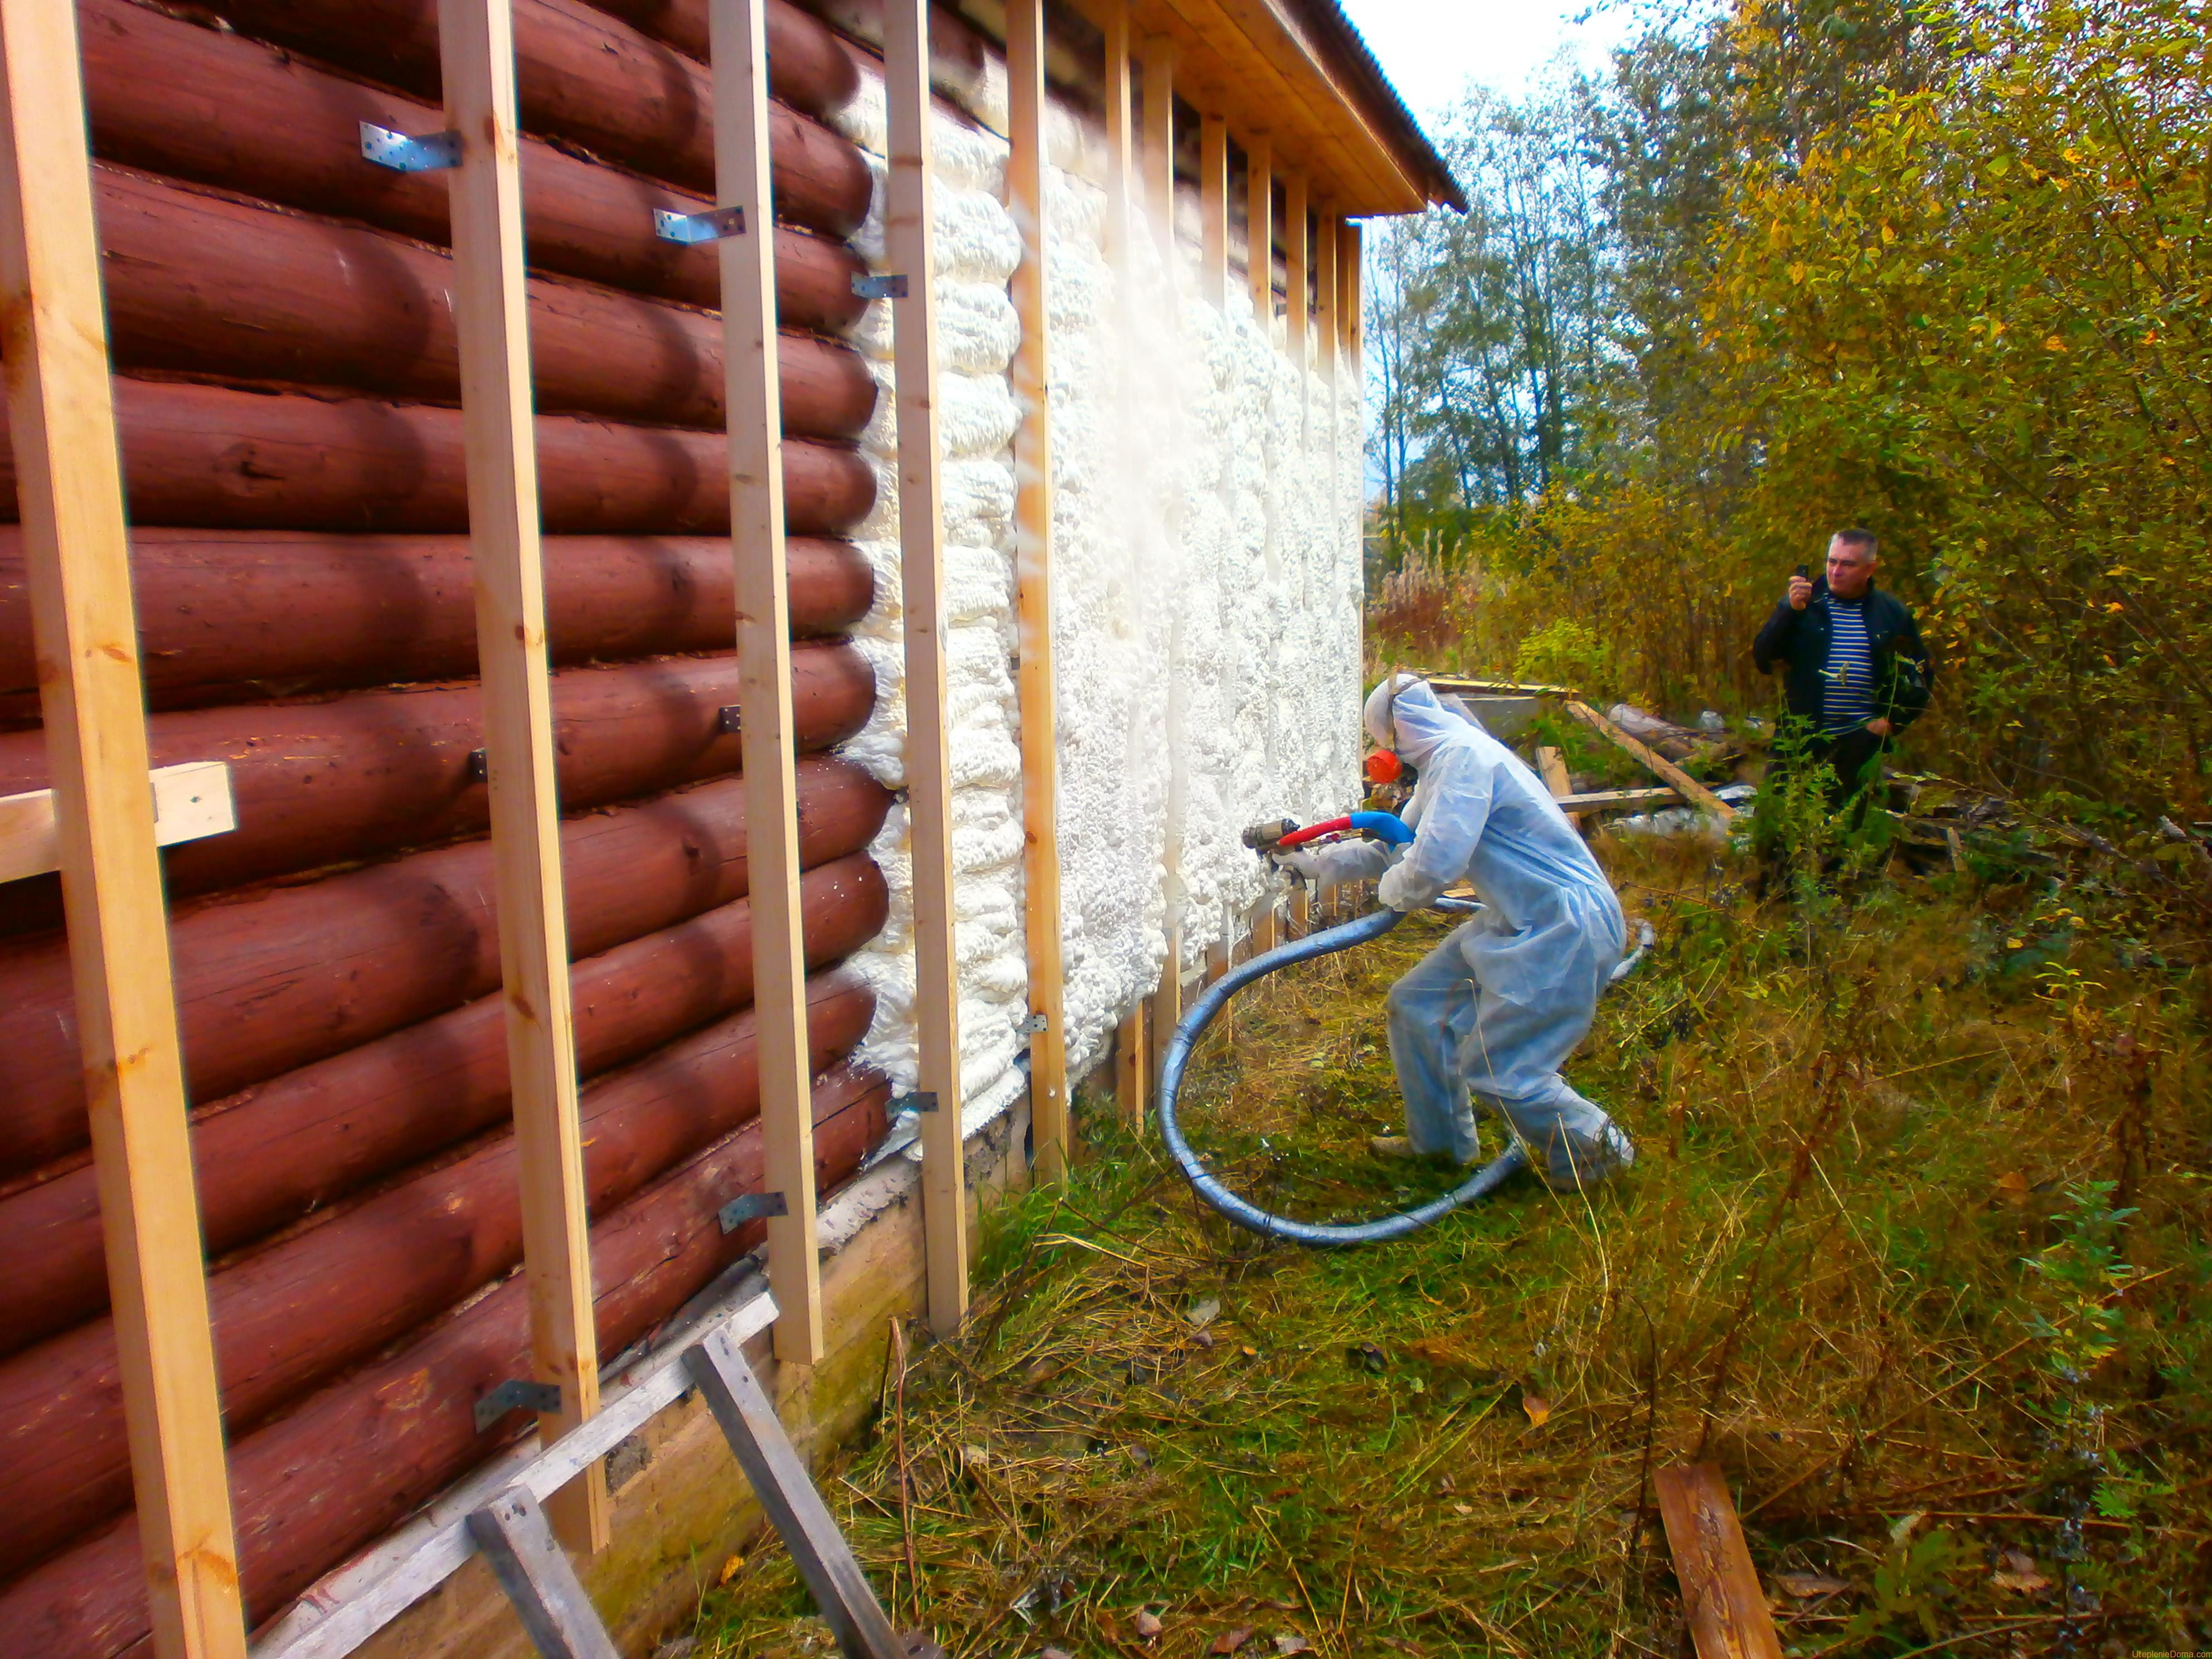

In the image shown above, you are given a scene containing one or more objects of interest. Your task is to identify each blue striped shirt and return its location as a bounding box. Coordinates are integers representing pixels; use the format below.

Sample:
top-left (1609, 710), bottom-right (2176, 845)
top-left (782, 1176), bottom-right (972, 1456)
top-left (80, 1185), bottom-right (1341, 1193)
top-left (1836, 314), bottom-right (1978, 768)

top-left (1819, 593), bottom-right (1876, 733)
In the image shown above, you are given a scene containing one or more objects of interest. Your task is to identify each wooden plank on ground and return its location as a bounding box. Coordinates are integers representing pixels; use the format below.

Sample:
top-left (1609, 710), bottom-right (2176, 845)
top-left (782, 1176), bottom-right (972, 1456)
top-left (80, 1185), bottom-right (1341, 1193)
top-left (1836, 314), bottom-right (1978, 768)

top-left (1558, 787), bottom-right (1683, 813)
top-left (0, 1), bottom-right (250, 1647)
top-left (1536, 744), bottom-right (1580, 831)
top-left (465, 1489), bottom-right (620, 1659)
top-left (884, 0), bottom-right (968, 1338)
top-left (1199, 114), bottom-right (1228, 307)
top-left (712, 0), bottom-right (823, 1365)
top-left (1283, 170), bottom-right (1308, 362)
top-left (1565, 699), bottom-right (1736, 823)
top-left (1244, 130), bottom-right (1271, 326)
top-left (1653, 1463), bottom-right (1784, 1659)
top-left (1, 760), bottom-right (234, 883)
top-left (683, 1327), bottom-right (906, 1659)
top-left (439, 0), bottom-right (607, 1550)
top-left (1006, 0), bottom-right (1068, 1185)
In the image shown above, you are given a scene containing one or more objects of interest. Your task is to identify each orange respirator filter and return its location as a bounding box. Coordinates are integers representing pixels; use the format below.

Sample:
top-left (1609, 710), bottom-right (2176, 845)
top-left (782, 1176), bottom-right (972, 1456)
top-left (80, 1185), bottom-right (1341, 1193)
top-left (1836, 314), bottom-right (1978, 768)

top-left (1364, 749), bottom-right (1402, 785)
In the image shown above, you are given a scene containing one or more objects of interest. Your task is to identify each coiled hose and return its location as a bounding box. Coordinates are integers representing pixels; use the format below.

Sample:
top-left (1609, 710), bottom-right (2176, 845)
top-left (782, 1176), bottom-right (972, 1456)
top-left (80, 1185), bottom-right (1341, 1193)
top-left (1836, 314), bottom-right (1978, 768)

top-left (1156, 899), bottom-right (1655, 1246)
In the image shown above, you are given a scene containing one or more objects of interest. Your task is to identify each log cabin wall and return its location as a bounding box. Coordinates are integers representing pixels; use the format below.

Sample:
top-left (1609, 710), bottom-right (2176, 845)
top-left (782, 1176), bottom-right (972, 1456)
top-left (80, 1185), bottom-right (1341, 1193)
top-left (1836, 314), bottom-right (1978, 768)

top-left (0, 2), bottom-right (904, 1652)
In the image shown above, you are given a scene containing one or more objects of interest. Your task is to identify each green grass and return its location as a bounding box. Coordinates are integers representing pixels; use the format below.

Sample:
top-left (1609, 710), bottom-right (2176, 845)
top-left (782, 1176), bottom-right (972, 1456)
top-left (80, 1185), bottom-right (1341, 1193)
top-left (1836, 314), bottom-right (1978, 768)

top-left (688, 832), bottom-right (2212, 1658)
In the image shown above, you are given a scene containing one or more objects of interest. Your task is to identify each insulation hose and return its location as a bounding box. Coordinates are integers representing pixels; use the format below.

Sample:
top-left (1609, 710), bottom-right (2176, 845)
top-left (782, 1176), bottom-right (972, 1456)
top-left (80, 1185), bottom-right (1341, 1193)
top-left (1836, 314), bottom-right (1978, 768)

top-left (1157, 899), bottom-right (1530, 1247)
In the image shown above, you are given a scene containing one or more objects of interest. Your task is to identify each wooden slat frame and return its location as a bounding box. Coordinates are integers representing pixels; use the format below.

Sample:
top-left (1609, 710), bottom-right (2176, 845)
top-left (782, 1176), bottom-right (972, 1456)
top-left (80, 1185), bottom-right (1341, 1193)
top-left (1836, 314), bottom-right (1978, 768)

top-left (1006, 0), bottom-right (1069, 1182)
top-left (1101, 0), bottom-right (1133, 268)
top-left (1316, 208), bottom-right (1338, 384)
top-left (1141, 33), bottom-right (1175, 246)
top-left (1244, 132), bottom-right (1272, 326)
top-left (438, 0), bottom-right (608, 1549)
top-left (884, 0), bottom-right (969, 1336)
top-left (1283, 170), bottom-right (1308, 363)
top-left (1116, 1005), bottom-right (1147, 1125)
top-left (712, 0), bottom-right (824, 1364)
top-left (1199, 114), bottom-right (1228, 307)
top-left (0, 3), bottom-right (249, 1650)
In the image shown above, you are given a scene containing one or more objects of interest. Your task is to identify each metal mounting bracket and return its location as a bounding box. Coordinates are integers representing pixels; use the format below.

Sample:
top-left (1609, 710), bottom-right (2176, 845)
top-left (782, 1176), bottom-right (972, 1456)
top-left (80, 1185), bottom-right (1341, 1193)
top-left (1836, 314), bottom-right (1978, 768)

top-left (1023, 1013), bottom-right (1049, 1034)
top-left (653, 206), bottom-right (746, 244)
top-left (851, 273), bottom-right (909, 300)
top-left (716, 704), bottom-right (742, 734)
top-left (360, 122), bottom-right (461, 172)
top-left (467, 747), bottom-right (489, 783)
top-left (894, 1091), bottom-right (939, 1115)
top-left (717, 1190), bottom-right (789, 1234)
top-left (474, 1379), bottom-right (562, 1434)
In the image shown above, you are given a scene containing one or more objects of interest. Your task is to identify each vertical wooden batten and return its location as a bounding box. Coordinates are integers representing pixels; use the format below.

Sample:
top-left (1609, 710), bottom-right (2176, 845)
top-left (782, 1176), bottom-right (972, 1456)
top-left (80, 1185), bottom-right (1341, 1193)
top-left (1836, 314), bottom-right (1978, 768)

top-left (437, 0), bottom-right (608, 1551)
top-left (1283, 171), bottom-right (1309, 365)
top-left (884, 0), bottom-right (968, 1337)
top-left (1316, 210), bottom-right (1339, 386)
top-left (1006, 0), bottom-right (1068, 1183)
top-left (1199, 115), bottom-right (1228, 307)
top-left (1244, 132), bottom-right (1272, 327)
top-left (1100, 0), bottom-right (1132, 269)
top-left (711, 0), bottom-right (824, 1364)
top-left (0, 1), bottom-right (248, 1650)
top-left (1140, 34), bottom-right (1175, 249)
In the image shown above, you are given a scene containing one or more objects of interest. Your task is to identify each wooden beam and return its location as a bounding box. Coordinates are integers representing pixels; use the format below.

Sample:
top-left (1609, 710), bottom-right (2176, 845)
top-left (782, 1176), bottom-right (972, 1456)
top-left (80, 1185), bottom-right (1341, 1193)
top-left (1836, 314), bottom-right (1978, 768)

top-left (1140, 33), bottom-right (1175, 248)
top-left (1283, 170), bottom-right (1308, 363)
top-left (1291, 882), bottom-right (1310, 938)
top-left (1148, 948), bottom-right (1181, 1095)
top-left (1100, 0), bottom-right (1133, 269)
top-left (1250, 895), bottom-right (1278, 955)
top-left (438, 0), bottom-right (608, 1551)
top-left (465, 1490), bottom-right (621, 1659)
top-left (1006, 0), bottom-right (1069, 1184)
top-left (1199, 114), bottom-right (1228, 307)
top-left (1, 761), bottom-right (234, 884)
top-left (1653, 1464), bottom-right (1784, 1659)
top-left (884, 0), bottom-right (968, 1338)
top-left (1115, 1003), bottom-right (1147, 1127)
top-left (712, 0), bottom-right (823, 1364)
top-left (1244, 131), bottom-right (1271, 326)
top-left (1345, 220), bottom-right (1362, 359)
top-left (1537, 745), bottom-right (1581, 832)
top-left (1314, 207), bottom-right (1338, 384)
top-left (1564, 700), bottom-right (1736, 823)
top-left (1556, 786), bottom-right (1685, 813)
top-left (0, 2), bottom-right (249, 1648)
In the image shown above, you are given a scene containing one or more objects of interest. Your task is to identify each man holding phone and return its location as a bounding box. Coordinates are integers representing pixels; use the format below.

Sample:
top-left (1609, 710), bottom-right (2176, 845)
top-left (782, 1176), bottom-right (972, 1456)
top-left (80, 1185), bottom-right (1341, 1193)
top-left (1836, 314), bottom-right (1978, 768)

top-left (1752, 527), bottom-right (1933, 814)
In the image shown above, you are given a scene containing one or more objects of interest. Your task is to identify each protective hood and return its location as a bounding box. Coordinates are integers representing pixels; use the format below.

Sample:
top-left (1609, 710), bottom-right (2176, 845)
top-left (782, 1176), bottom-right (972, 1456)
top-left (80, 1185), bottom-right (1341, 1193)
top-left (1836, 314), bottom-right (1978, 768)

top-left (1364, 675), bottom-right (1477, 765)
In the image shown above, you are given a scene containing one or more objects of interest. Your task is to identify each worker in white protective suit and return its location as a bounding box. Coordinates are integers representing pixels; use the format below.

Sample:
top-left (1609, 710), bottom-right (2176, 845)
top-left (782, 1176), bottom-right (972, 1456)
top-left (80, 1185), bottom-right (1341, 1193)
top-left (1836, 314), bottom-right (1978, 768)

top-left (1280, 675), bottom-right (1637, 1190)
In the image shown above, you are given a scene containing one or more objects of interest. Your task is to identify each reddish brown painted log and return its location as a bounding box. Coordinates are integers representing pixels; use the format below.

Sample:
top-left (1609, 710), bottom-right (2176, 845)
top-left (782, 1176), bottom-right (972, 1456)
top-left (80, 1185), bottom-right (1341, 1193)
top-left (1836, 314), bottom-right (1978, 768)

top-left (0, 759), bottom-right (891, 1181)
top-left (591, 0), bottom-right (862, 115)
top-left (0, 530), bottom-right (874, 711)
top-left (198, 0), bottom-right (864, 201)
top-left (0, 1064), bottom-right (890, 1659)
top-left (0, 643), bottom-right (874, 892)
top-left (0, 856), bottom-right (886, 1359)
top-left (94, 168), bottom-right (876, 439)
top-left (0, 380), bottom-right (877, 537)
top-left (79, 0), bottom-right (867, 321)
top-left (0, 972), bottom-right (875, 1571)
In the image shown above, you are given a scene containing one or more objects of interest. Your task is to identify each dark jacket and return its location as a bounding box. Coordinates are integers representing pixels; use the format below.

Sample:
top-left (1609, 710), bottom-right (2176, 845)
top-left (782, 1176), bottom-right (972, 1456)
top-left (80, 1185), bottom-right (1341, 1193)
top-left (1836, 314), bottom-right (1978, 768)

top-left (1752, 578), bottom-right (1933, 732)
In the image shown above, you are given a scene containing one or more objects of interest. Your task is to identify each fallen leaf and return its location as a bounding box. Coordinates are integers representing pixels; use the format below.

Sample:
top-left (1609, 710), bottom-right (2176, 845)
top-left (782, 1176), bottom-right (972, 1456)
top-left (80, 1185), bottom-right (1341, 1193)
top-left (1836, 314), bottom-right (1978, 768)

top-left (1274, 1637), bottom-right (1311, 1655)
top-left (1240, 1344), bottom-right (1259, 1359)
top-left (1997, 1171), bottom-right (2030, 1202)
top-left (1211, 1627), bottom-right (1255, 1655)
top-left (1042, 1650), bottom-right (1074, 1659)
top-left (1453, 1502), bottom-right (1473, 1516)
top-left (1189, 1297), bottom-right (1221, 1329)
top-left (2001, 1548), bottom-right (2036, 1575)
top-left (1771, 1571), bottom-right (1850, 1598)
top-left (1436, 1474), bottom-right (1454, 1494)
top-left (1193, 1328), bottom-right (1217, 1350)
top-left (1888, 1511), bottom-right (1924, 1545)
top-left (716, 1554), bottom-right (746, 1584)
top-left (1134, 1609), bottom-right (1163, 1639)
top-left (961, 1444), bottom-right (989, 1470)
top-left (1522, 1393), bottom-right (1553, 1427)
top-left (1993, 1568), bottom-right (2051, 1593)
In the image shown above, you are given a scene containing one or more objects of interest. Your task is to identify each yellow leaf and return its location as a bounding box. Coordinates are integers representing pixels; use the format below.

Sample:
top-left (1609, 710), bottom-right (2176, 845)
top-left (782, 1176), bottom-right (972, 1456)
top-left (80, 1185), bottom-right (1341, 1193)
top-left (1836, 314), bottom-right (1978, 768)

top-left (718, 1554), bottom-right (746, 1584)
top-left (2044, 336), bottom-right (2066, 351)
top-left (2106, 601), bottom-right (2124, 613)
top-left (1522, 1394), bottom-right (1553, 1427)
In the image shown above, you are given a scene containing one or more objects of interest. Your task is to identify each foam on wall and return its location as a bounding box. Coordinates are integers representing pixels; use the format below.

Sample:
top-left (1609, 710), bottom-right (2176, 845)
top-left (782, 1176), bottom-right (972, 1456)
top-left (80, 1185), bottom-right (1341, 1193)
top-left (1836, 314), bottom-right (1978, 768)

top-left (828, 69), bottom-right (1365, 1135)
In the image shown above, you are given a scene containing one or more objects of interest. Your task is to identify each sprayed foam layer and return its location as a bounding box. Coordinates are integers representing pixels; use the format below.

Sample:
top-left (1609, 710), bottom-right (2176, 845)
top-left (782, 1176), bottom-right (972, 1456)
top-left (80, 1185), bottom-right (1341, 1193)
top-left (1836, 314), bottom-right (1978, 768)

top-left (829, 70), bottom-right (1365, 1131)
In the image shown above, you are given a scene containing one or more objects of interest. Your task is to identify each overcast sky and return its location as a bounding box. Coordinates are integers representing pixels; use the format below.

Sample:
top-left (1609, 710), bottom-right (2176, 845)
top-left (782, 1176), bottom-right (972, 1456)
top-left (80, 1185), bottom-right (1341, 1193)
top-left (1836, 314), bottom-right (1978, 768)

top-left (1336, 0), bottom-right (1638, 124)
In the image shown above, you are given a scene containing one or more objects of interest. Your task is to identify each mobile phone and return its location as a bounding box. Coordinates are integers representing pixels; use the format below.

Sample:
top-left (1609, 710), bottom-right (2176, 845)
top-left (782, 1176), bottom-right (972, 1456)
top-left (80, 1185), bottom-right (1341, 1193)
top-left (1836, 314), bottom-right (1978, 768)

top-left (1794, 564), bottom-right (1810, 580)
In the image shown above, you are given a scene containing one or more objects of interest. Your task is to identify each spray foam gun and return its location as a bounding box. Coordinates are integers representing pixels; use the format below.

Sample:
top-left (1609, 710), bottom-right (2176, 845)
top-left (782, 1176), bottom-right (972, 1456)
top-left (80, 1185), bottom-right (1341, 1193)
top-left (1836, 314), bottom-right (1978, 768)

top-left (1241, 812), bottom-right (1415, 883)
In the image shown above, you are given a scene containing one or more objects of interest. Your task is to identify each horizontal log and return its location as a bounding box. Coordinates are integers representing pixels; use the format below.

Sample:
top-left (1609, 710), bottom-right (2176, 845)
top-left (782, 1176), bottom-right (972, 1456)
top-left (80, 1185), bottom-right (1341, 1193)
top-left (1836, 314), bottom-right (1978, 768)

top-left (0, 379), bottom-right (877, 537)
top-left (95, 167), bottom-right (877, 439)
top-left (0, 972), bottom-right (875, 1571)
top-left (0, 530), bottom-right (874, 712)
top-left (591, 0), bottom-right (860, 111)
top-left (198, 0), bottom-right (859, 201)
top-left (0, 855), bottom-right (886, 1357)
top-left (0, 1063), bottom-right (891, 1659)
top-left (0, 758), bottom-right (891, 1181)
top-left (80, 0), bottom-right (868, 321)
top-left (0, 644), bottom-right (875, 894)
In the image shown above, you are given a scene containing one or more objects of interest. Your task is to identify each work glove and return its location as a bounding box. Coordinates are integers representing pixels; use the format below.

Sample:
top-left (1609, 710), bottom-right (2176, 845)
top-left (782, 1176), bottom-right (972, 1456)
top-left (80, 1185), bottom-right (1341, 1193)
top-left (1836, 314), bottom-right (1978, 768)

top-left (1375, 860), bottom-right (1424, 913)
top-left (1272, 848), bottom-right (1322, 882)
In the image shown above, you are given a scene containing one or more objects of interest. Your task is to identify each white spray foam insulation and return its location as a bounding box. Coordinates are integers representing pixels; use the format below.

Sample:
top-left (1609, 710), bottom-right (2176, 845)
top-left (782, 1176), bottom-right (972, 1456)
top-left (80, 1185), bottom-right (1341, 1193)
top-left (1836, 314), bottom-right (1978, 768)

top-left (828, 67), bottom-right (1365, 1136)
